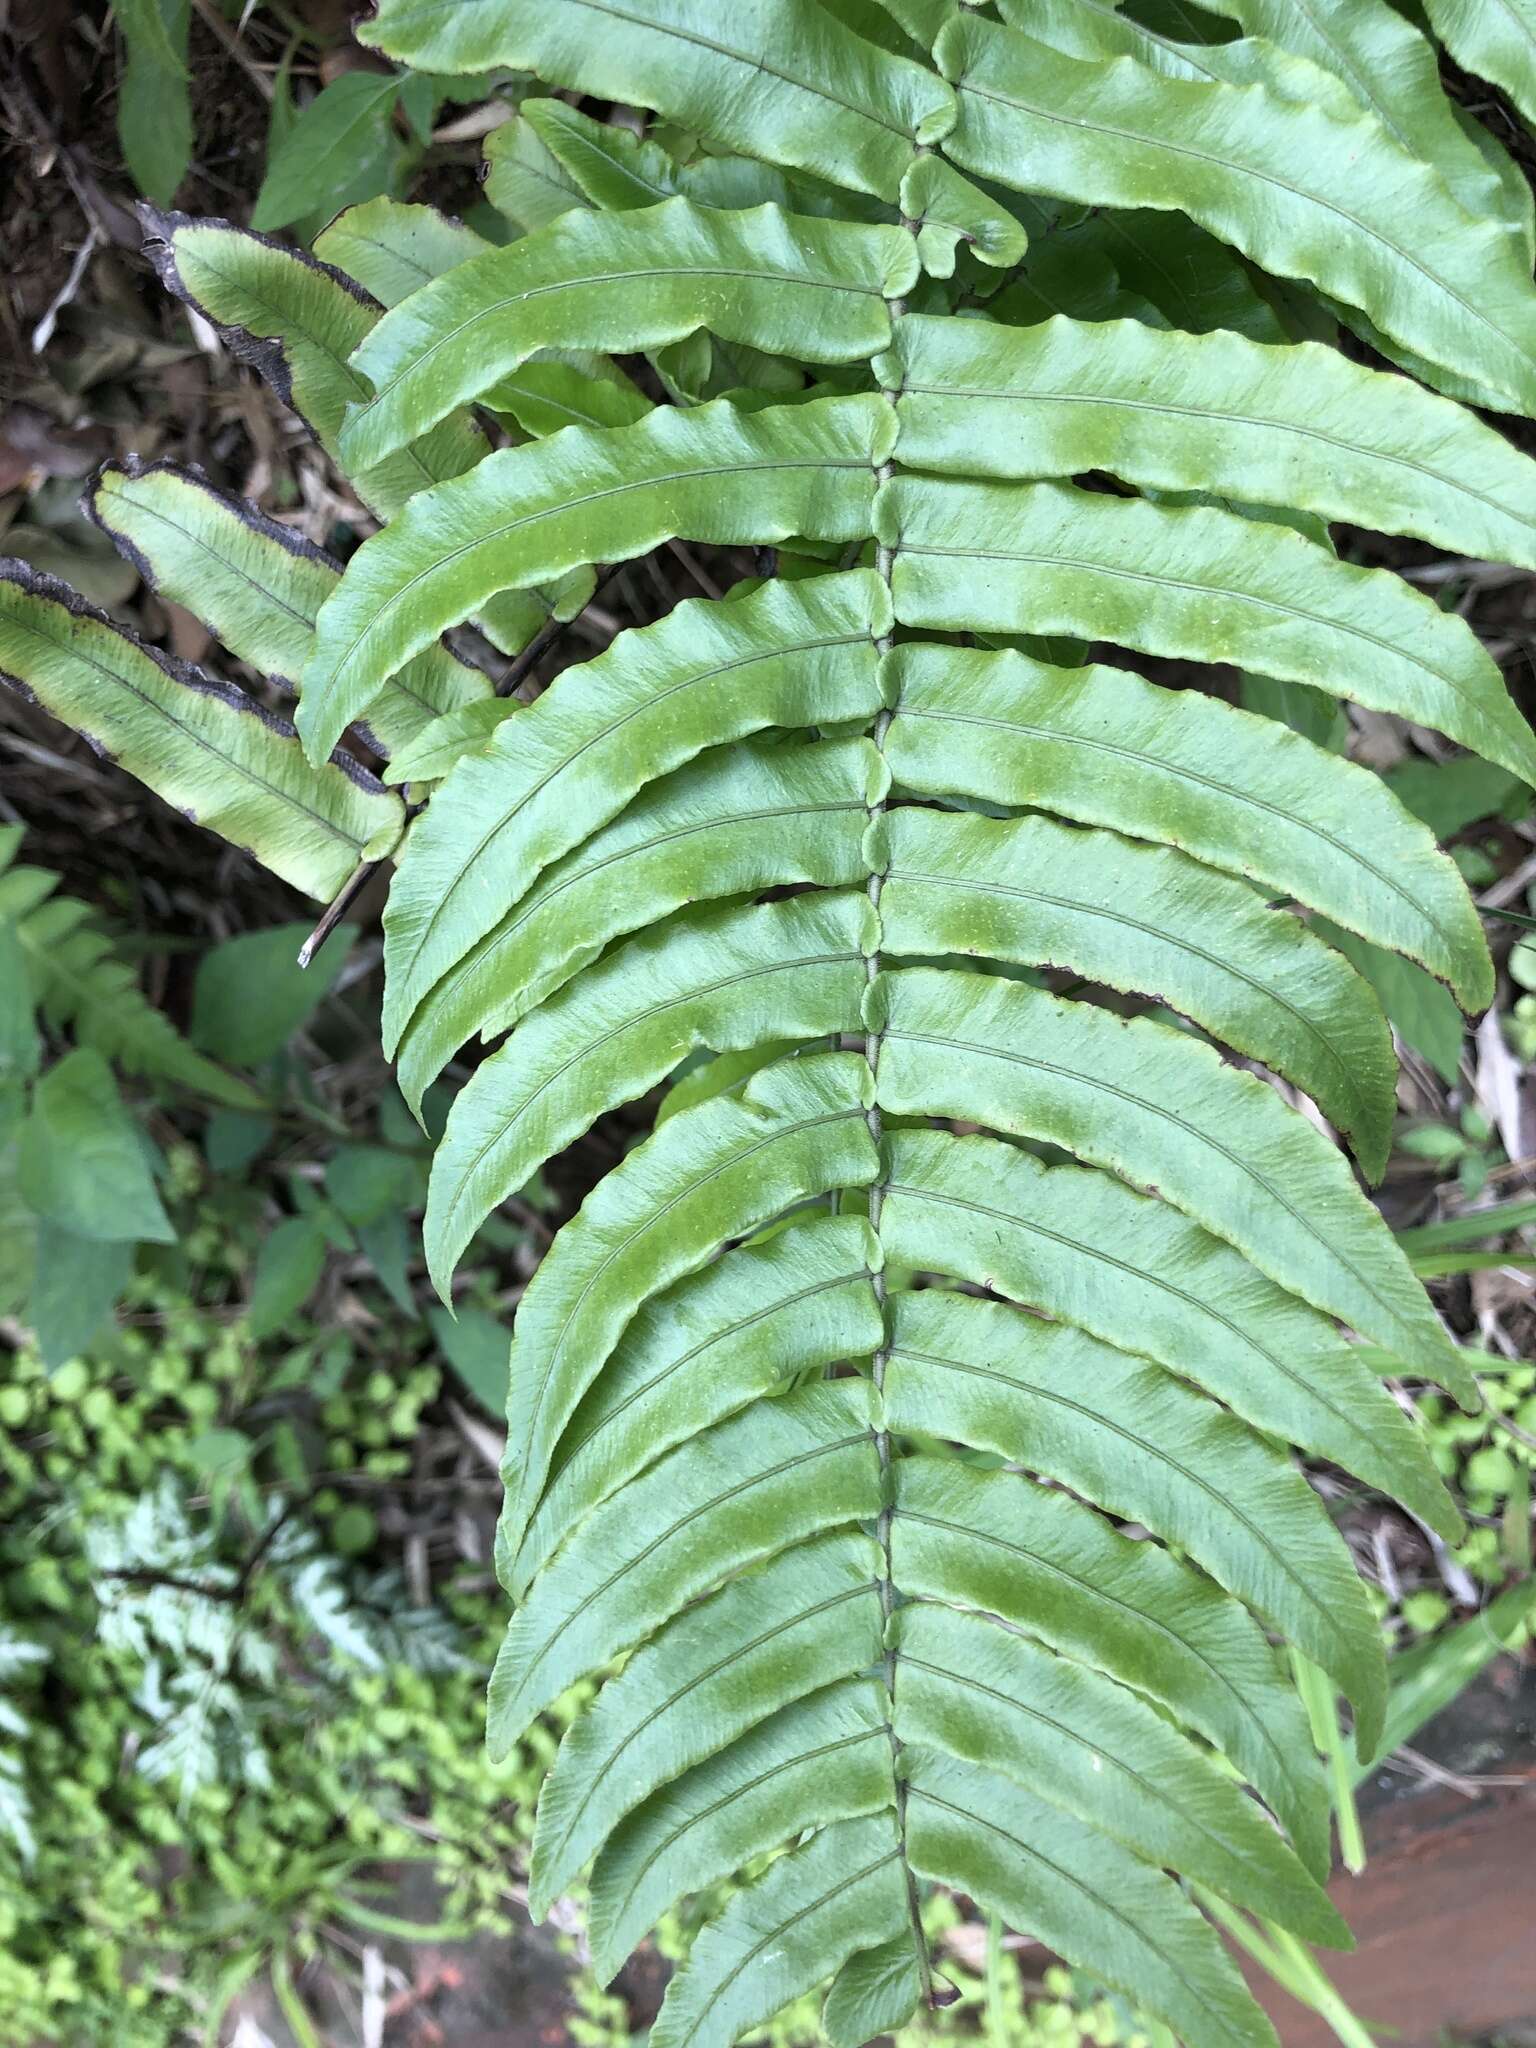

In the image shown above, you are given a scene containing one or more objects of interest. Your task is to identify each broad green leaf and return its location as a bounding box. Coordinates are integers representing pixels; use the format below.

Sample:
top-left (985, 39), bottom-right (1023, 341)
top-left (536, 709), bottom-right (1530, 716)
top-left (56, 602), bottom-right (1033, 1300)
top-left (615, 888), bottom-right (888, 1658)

top-left (882, 476), bottom-right (1536, 784)
top-left (342, 199), bottom-right (918, 469)
top-left (877, 805), bottom-right (1395, 1176)
top-left (87, 459), bottom-right (491, 758)
top-left (515, 95), bottom-right (816, 219)
top-left (27, 1221), bottom-right (133, 1370)
top-left (399, 737), bottom-right (880, 1115)
top-left (361, 0), bottom-right (958, 202)
top-left (1423, 0), bottom-right (1536, 131)
top-left (590, 1680), bottom-right (897, 1983)
top-left (303, 393), bottom-right (893, 763)
top-left (247, 1214), bottom-right (328, 1339)
top-left (890, 1456), bottom-right (1325, 1865)
top-left (381, 570), bottom-right (888, 1055)
top-left (881, 641), bottom-right (1492, 1011)
top-left (427, 1304), bottom-right (508, 1413)
top-left (882, 312), bottom-right (1536, 570)
top-left (512, 1215), bottom-right (882, 1595)
top-left (891, 1602), bottom-right (1343, 1942)
top-left (904, 1749), bottom-right (1276, 2048)
top-left (649, 1812), bottom-right (910, 2048)
top-left (882, 1124), bottom-right (1460, 1561)
top-left (426, 893), bottom-right (874, 1294)
top-left (1320, 923), bottom-right (1466, 1088)
top-left (493, 1381), bottom-right (880, 1745)
top-left (314, 195), bottom-right (491, 305)
top-left (0, 563), bottom-right (401, 903)
top-left (18, 1048), bottom-right (173, 1245)
top-left (821, 1937), bottom-right (922, 2048)
top-left (936, 13), bottom-right (1536, 416)
top-left (191, 925), bottom-right (354, 1066)
top-left (522, 95), bottom-right (702, 210)
top-left (251, 72), bottom-right (403, 235)
top-left (498, 1052), bottom-right (876, 1565)
top-left (885, 1286), bottom-right (1398, 1808)
top-left (871, 964), bottom-right (1460, 1379)
top-left (117, 0), bottom-right (191, 206)
top-left (1387, 755), bottom-right (1528, 839)
top-left (483, 111), bottom-right (589, 232)
top-left (327, 1145), bottom-right (416, 1227)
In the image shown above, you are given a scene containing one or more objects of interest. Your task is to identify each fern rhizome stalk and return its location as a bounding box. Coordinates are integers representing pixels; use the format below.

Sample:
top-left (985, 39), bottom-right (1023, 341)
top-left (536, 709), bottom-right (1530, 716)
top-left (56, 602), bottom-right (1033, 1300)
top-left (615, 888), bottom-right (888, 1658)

top-left (7, 3), bottom-right (1536, 2042)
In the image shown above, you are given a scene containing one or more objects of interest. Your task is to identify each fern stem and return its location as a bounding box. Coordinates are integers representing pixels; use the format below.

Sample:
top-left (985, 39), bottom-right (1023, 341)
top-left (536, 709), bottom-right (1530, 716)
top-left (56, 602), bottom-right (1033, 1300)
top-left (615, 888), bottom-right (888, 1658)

top-left (864, 264), bottom-right (938, 2007)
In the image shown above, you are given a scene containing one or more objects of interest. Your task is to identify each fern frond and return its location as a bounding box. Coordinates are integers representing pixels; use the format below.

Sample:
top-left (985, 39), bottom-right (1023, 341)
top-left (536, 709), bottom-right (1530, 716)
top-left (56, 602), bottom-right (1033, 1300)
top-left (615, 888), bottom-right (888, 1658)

top-left (23, 6), bottom-right (1536, 2037)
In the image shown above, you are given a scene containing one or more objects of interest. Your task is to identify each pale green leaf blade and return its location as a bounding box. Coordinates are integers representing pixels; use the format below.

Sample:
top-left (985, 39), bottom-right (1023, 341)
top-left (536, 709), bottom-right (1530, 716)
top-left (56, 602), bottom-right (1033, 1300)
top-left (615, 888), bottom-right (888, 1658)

top-left (892, 1602), bottom-right (1343, 1942)
top-left (86, 458), bottom-right (491, 759)
top-left (141, 211), bottom-right (488, 522)
top-left (519, 1530), bottom-right (883, 1871)
top-left (426, 893), bottom-right (873, 1294)
top-left (904, 1749), bottom-right (1277, 2048)
top-left (513, 1213), bottom-right (883, 1595)
top-left (883, 1121), bottom-right (1458, 1574)
top-left (890, 1455), bottom-right (1326, 1875)
top-left (483, 111), bottom-right (588, 232)
top-left (1423, 0), bottom-right (1536, 130)
top-left (590, 1680), bottom-right (897, 1984)
top-left (497, 1382), bottom-right (880, 1752)
top-left (498, 1052), bottom-right (877, 1564)
top-left (360, 0), bottom-right (958, 202)
top-left (0, 561), bottom-right (402, 902)
top-left (883, 476), bottom-right (1536, 785)
top-left (935, 13), bottom-right (1536, 414)
top-left (821, 1937), bottom-right (922, 2048)
top-left (878, 804), bottom-right (1395, 1177)
top-left (313, 195), bottom-right (493, 307)
top-left (883, 312), bottom-right (1536, 571)
top-left (399, 736), bottom-right (880, 1115)
top-left (648, 1812), bottom-right (910, 2048)
top-left (303, 393), bottom-right (892, 763)
top-left (381, 570), bottom-right (887, 1056)
top-left (341, 198), bottom-right (918, 469)
top-left (332, 187), bottom-right (656, 438)
top-left (881, 641), bottom-right (1492, 1011)
top-left (872, 964), bottom-right (1459, 1379)
top-left (1184, 0), bottom-right (1531, 235)
top-left (138, 210), bottom-right (561, 657)
top-left (885, 1286), bottom-right (1406, 1797)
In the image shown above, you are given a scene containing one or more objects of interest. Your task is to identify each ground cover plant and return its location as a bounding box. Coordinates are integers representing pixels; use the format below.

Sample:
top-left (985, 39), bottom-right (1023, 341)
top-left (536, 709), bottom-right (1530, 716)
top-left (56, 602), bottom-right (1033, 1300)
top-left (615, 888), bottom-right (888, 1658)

top-left (5, 0), bottom-right (1536, 2042)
